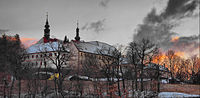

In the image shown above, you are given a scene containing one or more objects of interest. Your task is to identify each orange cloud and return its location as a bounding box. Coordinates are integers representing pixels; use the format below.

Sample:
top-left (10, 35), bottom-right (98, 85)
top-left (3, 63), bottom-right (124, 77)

top-left (20, 38), bottom-right (38, 48)
top-left (171, 36), bottom-right (179, 42)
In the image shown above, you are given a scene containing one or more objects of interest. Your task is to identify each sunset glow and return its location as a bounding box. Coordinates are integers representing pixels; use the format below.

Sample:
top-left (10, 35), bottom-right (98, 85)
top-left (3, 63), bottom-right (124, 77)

top-left (20, 38), bottom-right (38, 48)
top-left (171, 36), bottom-right (179, 42)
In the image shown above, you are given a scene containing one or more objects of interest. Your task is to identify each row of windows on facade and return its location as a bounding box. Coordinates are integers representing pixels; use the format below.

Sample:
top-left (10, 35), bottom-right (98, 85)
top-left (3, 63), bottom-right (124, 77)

top-left (80, 52), bottom-right (103, 59)
top-left (33, 61), bottom-right (67, 66)
top-left (79, 52), bottom-right (115, 61)
top-left (25, 53), bottom-right (67, 59)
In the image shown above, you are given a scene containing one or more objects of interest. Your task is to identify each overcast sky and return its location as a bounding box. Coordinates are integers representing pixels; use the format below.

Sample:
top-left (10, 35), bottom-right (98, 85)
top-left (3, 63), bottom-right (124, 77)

top-left (0, 0), bottom-right (199, 46)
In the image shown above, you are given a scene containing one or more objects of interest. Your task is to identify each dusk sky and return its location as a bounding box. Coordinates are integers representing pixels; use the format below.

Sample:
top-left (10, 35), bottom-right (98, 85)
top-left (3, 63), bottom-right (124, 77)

top-left (0, 0), bottom-right (199, 46)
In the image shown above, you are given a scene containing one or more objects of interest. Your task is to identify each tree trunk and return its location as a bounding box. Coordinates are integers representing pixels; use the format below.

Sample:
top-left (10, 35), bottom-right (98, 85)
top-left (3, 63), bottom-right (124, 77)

top-left (18, 79), bottom-right (21, 98)
top-left (45, 71), bottom-right (47, 98)
top-left (33, 79), bottom-right (36, 98)
top-left (134, 65), bottom-right (138, 91)
top-left (117, 65), bottom-right (121, 97)
top-left (119, 65), bottom-right (125, 91)
top-left (3, 79), bottom-right (6, 98)
top-left (27, 79), bottom-right (31, 98)
top-left (9, 77), bottom-right (15, 98)
top-left (140, 64), bottom-right (144, 92)
top-left (132, 80), bottom-right (134, 97)
top-left (54, 78), bottom-right (58, 98)
top-left (157, 65), bottom-right (160, 93)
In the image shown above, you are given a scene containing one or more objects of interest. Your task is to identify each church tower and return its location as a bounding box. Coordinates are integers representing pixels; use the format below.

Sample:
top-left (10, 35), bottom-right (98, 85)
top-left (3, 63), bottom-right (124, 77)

top-left (44, 13), bottom-right (50, 40)
top-left (75, 21), bottom-right (80, 41)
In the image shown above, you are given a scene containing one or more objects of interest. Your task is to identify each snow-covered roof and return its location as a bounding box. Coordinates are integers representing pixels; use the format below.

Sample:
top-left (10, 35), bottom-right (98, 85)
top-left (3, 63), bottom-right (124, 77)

top-left (68, 75), bottom-right (122, 82)
top-left (144, 63), bottom-right (169, 72)
top-left (158, 92), bottom-right (200, 97)
top-left (27, 39), bottom-right (116, 56)
top-left (74, 41), bottom-right (116, 56)
top-left (26, 41), bottom-right (59, 53)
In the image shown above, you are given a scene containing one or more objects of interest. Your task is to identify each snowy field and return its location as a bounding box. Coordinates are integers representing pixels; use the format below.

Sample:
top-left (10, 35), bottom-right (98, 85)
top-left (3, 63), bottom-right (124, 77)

top-left (158, 92), bottom-right (200, 98)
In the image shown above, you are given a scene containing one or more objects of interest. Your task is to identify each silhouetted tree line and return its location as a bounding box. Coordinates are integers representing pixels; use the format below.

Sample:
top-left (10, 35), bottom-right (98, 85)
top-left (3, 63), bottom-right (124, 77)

top-left (0, 34), bottom-right (32, 98)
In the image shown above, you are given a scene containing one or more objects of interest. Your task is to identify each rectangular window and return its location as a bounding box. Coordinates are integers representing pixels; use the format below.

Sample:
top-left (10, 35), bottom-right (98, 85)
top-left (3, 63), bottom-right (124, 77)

top-left (49, 53), bottom-right (52, 56)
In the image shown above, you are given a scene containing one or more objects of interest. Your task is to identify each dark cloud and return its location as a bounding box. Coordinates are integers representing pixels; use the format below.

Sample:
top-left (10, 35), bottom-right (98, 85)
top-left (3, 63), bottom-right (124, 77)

top-left (170, 35), bottom-right (199, 56)
top-left (161, 0), bottom-right (199, 19)
top-left (99, 0), bottom-right (110, 7)
top-left (81, 19), bottom-right (106, 33)
top-left (134, 8), bottom-right (176, 46)
top-left (133, 0), bottom-right (199, 55)
top-left (143, 8), bottom-right (162, 24)
top-left (144, 0), bottom-right (199, 23)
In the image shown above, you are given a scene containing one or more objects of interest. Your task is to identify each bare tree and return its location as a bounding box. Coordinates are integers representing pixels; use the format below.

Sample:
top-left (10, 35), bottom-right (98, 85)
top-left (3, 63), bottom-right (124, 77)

top-left (190, 55), bottom-right (199, 83)
top-left (82, 54), bottom-right (100, 79)
top-left (165, 50), bottom-right (179, 82)
top-left (39, 41), bottom-right (72, 97)
top-left (176, 58), bottom-right (190, 82)
top-left (129, 38), bottom-right (158, 92)
top-left (0, 34), bottom-right (31, 98)
top-left (190, 56), bottom-right (200, 84)
top-left (127, 42), bottom-right (140, 92)
top-left (113, 44), bottom-right (127, 97)
top-left (153, 51), bottom-right (164, 93)
top-left (96, 47), bottom-right (118, 97)
top-left (81, 54), bottom-right (100, 97)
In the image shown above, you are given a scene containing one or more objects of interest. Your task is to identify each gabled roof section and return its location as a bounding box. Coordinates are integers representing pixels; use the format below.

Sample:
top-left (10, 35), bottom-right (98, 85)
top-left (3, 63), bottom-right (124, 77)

top-left (73, 41), bottom-right (116, 56)
top-left (26, 41), bottom-right (59, 53)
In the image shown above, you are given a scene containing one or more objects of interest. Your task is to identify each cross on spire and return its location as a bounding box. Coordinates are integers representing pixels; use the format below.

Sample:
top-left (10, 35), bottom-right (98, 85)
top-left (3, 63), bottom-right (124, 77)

top-left (77, 20), bottom-right (79, 28)
top-left (46, 12), bottom-right (48, 22)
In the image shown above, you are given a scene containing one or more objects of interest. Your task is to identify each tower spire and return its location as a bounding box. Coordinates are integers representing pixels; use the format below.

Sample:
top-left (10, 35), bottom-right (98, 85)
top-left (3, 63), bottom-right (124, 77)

top-left (44, 12), bottom-right (50, 40)
top-left (46, 12), bottom-right (49, 24)
top-left (75, 20), bottom-right (80, 41)
top-left (77, 20), bottom-right (79, 28)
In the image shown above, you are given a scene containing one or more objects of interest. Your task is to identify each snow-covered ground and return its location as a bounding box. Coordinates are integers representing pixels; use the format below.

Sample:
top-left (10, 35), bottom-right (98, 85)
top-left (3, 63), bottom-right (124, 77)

top-left (158, 92), bottom-right (200, 98)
